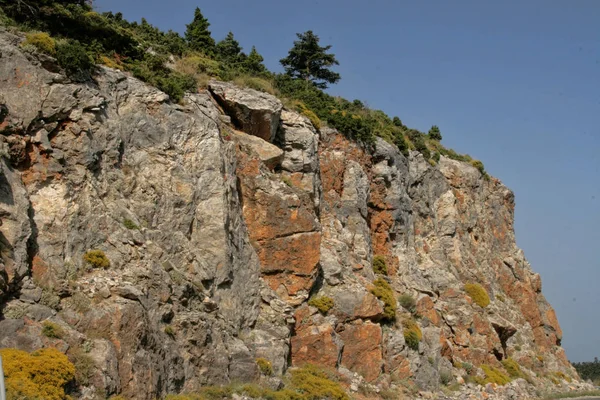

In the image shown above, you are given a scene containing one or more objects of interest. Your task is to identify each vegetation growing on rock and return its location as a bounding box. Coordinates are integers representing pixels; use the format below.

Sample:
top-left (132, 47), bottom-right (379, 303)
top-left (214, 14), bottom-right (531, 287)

top-left (308, 296), bottom-right (334, 314)
top-left (42, 320), bottom-right (64, 338)
top-left (256, 358), bottom-right (273, 376)
top-left (477, 364), bottom-right (511, 385)
top-left (370, 278), bottom-right (397, 321)
top-left (464, 283), bottom-right (490, 308)
top-left (164, 364), bottom-right (348, 400)
top-left (403, 318), bottom-right (422, 351)
top-left (0, 347), bottom-right (75, 400)
top-left (398, 293), bottom-right (417, 314)
top-left (22, 31), bottom-right (56, 55)
top-left (0, 0), bottom-right (484, 164)
top-left (83, 249), bottom-right (110, 269)
top-left (372, 255), bottom-right (388, 275)
top-left (502, 357), bottom-right (526, 379)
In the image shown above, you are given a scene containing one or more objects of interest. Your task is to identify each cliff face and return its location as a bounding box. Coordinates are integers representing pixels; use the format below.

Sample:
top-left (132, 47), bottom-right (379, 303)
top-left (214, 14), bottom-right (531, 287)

top-left (0, 29), bottom-right (577, 399)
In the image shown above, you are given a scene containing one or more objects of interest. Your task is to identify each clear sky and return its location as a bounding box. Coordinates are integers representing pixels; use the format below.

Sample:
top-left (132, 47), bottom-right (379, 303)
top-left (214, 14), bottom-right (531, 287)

top-left (94, 0), bottom-right (600, 362)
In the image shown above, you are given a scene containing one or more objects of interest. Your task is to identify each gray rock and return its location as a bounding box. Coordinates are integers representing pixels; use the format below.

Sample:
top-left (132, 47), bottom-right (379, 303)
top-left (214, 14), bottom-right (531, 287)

top-left (208, 80), bottom-right (282, 142)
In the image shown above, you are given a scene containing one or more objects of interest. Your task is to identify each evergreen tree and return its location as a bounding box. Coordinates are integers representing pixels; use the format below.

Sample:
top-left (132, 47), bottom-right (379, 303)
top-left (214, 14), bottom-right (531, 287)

top-left (185, 7), bottom-right (215, 54)
top-left (280, 30), bottom-right (340, 89)
top-left (429, 125), bottom-right (442, 141)
top-left (243, 46), bottom-right (267, 74)
top-left (216, 31), bottom-right (243, 64)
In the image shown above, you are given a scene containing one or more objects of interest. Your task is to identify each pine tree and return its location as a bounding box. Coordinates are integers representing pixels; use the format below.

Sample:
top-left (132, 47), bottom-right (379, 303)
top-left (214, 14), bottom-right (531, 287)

top-left (243, 46), bottom-right (267, 74)
top-left (216, 32), bottom-right (243, 64)
top-left (185, 7), bottom-right (215, 54)
top-left (428, 125), bottom-right (442, 141)
top-left (280, 30), bottom-right (340, 89)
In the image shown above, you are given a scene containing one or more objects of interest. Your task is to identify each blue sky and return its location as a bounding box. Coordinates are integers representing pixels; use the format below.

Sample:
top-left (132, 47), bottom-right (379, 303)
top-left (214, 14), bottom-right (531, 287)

top-left (95, 0), bottom-right (600, 362)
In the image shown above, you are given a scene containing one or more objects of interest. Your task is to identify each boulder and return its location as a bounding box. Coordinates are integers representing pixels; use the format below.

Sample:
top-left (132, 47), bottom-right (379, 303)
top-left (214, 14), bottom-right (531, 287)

top-left (208, 80), bottom-right (282, 142)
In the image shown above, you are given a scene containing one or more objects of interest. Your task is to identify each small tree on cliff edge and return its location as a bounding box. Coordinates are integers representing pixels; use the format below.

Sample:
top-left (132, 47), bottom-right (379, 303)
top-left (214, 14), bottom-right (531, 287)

top-left (185, 7), bottom-right (215, 54)
top-left (280, 30), bottom-right (341, 89)
top-left (429, 125), bottom-right (442, 141)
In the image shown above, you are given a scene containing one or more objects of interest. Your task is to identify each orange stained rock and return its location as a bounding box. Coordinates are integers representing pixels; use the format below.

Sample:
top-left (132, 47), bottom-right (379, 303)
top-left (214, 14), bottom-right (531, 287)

top-left (339, 322), bottom-right (383, 382)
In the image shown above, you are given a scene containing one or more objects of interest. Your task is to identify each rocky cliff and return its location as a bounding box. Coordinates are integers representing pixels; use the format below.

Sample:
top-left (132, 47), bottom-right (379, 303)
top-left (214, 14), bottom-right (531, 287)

top-left (0, 28), bottom-right (583, 399)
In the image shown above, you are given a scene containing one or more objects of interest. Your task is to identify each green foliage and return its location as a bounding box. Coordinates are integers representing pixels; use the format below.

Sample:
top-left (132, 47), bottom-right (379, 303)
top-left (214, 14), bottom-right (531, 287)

top-left (461, 362), bottom-right (474, 375)
top-left (243, 46), bottom-right (268, 75)
top-left (165, 364), bottom-right (348, 400)
top-left (572, 358), bottom-right (600, 382)
top-left (407, 129), bottom-right (431, 159)
top-left (464, 283), bottom-right (490, 308)
top-left (432, 152), bottom-right (441, 163)
top-left (372, 255), bottom-right (388, 275)
top-left (327, 109), bottom-right (375, 144)
top-left (502, 358), bottom-right (526, 379)
top-left (428, 125), bottom-right (442, 141)
top-left (289, 364), bottom-right (349, 400)
top-left (289, 101), bottom-right (321, 130)
top-left (130, 53), bottom-right (197, 102)
top-left (123, 218), bottom-right (139, 230)
top-left (164, 325), bottom-right (175, 338)
top-left (232, 74), bottom-right (276, 94)
top-left (470, 159), bottom-right (488, 178)
top-left (69, 346), bottom-right (95, 386)
top-left (2, 0), bottom-right (484, 179)
top-left (398, 293), bottom-right (416, 313)
top-left (83, 249), bottom-right (110, 269)
top-left (23, 32), bottom-right (56, 55)
top-left (280, 30), bottom-right (340, 89)
top-left (402, 318), bottom-right (422, 351)
top-left (0, 347), bottom-right (75, 400)
top-left (308, 296), bottom-right (334, 314)
top-left (439, 369), bottom-right (453, 385)
top-left (480, 364), bottom-right (511, 385)
top-left (56, 39), bottom-right (94, 76)
top-left (370, 278), bottom-right (397, 321)
top-left (42, 320), bottom-right (64, 338)
top-left (256, 358), bottom-right (273, 376)
top-left (216, 31), bottom-right (243, 64)
top-left (185, 7), bottom-right (215, 54)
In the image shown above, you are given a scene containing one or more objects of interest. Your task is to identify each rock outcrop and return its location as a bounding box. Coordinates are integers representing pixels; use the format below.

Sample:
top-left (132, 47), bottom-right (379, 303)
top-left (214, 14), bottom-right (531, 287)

top-left (0, 28), bottom-right (584, 399)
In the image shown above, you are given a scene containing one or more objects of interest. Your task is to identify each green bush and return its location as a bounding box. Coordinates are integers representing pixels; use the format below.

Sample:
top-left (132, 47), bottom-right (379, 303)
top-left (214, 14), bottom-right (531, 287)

top-left (0, 347), bottom-right (75, 400)
top-left (398, 294), bottom-right (416, 313)
top-left (123, 218), bottom-right (139, 230)
top-left (56, 40), bottom-right (94, 76)
top-left (370, 278), bottom-right (397, 321)
top-left (69, 346), bottom-right (95, 386)
top-left (470, 159), bottom-right (485, 174)
top-left (308, 296), bottom-right (334, 314)
top-left (289, 364), bottom-right (349, 400)
top-left (464, 283), bottom-right (490, 308)
top-left (83, 249), bottom-right (110, 269)
top-left (402, 318), bottom-right (422, 351)
top-left (501, 358), bottom-right (525, 379)
top-left (23, 32), bottom-right (56, 55)
top-left (164, 325), bottom-right (175, 338)
top-left (480, 364), bottom-right (511, 385)
top-left (256, 358), bottom-right (273, 376)
top-left (372, 255), bottom-right (388, 275)
top-left (42, 320), bottom-right (64, 339)
top-left (289, 100), bottom-right (321, 130)
top-left (428, 125), bottom-right (442, 141)
top-left (407, 129), bottom-right (431, 160)
top-left (232, 74), bottom-right (276, 95)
